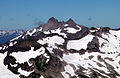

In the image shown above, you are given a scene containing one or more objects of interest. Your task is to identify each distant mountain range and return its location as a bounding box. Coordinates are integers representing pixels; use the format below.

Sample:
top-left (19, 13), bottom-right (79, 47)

top-left (0, 30), bottom-right (25, 44)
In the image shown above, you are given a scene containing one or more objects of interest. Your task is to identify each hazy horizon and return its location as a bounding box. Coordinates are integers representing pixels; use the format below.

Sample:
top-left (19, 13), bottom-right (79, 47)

top-left (0, 0), bottom-right (120, 30)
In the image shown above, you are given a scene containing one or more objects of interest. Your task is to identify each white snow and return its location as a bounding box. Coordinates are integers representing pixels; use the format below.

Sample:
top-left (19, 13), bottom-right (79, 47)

top-left (110, 30), bottom-right (120, 38)
top-left (64, 27), bottom-right (81, 33)
top-left (0, 30), bottom-right (23, 35)
top-left (100, 33), bottom-right (120, 52)
top-left (61, 72), bottom-right (69, 78)
top-left (44, 31), bottom-right (50, 34)
top-left (18, 68), bottom-right (33, 76)
top-left (0, 31), bottom-right (6, 35)
top-left (37, 36), bottom-right (64, 53)
top-left (10, 64), bottom-right (17, 67)
top-left (0, 27), bottom-right (120, 78)
top-left (43, 27), bottom-right (67, 38)
top-left (64, 65), bottom-right (75, 76)
top-left (36, 27), bottom-right (42, 32)
top-left (64, 24), bottom-right (68, 27)
top-left (63, 53), bottom-right (82, 69)
top-left (76, 25), bottom-right (81, 28)
top-left (10, 47), bottom-right (45, 63)
top-left (0, 47), bottom-right (2, 50)
top-left (90, 30), bottom-right (98, 32)
top-left (9, 42), bottom-right (13, 46)
top-left (62, 52), bottom-right (111, 77)
top-left (26, 29), bottom-right (37, 36)
top-left (0, 53), bottom-right (19, 78)
top-left (51, 28), bottom-right (67, 38)
top-left (37, 35), bottom-right (65, 49)
top-left (64, 39), bottom-right (120, 77)
top-left (14, 41), bottom-right (17, 45)
top-left (117, 76), bottom-right (120, 78)
top-left (40, 75), bottom-right (44, 78)
top-left (46, 47), bottom-right (54, 53)
top-left (37, 39), bottom-right (46, 45)
top-left (43, 53), bottom-right (50, 63)
top-left (64, 31), bottom-right (120, 77)
top-left (102, 33), bottom-right (120, 47)
top-left (10, 35), bottom-right (22, 41)
top-left (67, 35), bottom-right (94, 50)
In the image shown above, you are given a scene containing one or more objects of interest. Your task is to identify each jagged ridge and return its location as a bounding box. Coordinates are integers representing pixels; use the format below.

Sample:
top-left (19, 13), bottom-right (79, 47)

top-left (0, 17), bottom-right (120, 78)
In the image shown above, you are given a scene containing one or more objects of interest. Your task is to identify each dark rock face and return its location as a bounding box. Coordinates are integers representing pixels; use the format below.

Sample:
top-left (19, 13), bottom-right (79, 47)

top-left (87, 37), bottom-right (100, 52)
top-left (66, 26), bottom-right (89, 40)
top-left (42, 17), bottom-right (59, 31)
top-left (66, 18), bottom-right (76, 26)
top-left (90, 27), bottom-right (110, 38)
top-left (0, 17), bottom-right (120, 78)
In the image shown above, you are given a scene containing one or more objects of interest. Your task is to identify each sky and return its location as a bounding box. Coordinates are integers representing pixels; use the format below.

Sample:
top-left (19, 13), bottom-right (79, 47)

top-left (0, 0), bottom-right (120, 30)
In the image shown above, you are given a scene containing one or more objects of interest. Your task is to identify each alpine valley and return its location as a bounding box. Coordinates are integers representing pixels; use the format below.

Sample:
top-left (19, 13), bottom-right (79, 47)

top-left (0, 17), bottom-right (120, 78)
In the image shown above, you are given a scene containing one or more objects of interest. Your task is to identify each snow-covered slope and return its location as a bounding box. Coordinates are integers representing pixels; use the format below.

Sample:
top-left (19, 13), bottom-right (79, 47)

top-left (0, 17), bottom-right (120, 78)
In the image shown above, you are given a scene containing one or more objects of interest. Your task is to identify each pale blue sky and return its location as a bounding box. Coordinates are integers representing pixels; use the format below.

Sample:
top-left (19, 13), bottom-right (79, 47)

top-left (0, 0), bottom-right (120, 30)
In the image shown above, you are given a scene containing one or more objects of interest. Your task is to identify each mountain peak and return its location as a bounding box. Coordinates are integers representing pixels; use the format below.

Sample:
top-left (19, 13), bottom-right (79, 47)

top-left (66, 18), bottom-right (76, 25)
top-left (48, 17), bottom-right (58, 23)
top-left (42, 17), bottom-right (59, 31)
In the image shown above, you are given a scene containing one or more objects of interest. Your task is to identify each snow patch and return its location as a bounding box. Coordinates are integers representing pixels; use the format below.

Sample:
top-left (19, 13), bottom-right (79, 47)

top-left (0, 53), bottom-right (19, 78)
top-left (64, 27), bottom-right (81, 33)
top-left (67, 35), bottom-right (94, 50)
top-left (18, 68), bottom-right (33, 76)
top-left (10, 47), bottom-right (45, 63)
top-left (9, 42), bottom-right (13, 46)
top-left (62, 52), bottom-right (113, 77)
top-left (0, 47), bottom-right (2, 50)
top-left (10, 64), bottom-right (17, 67)
top-left (64, 24), bottom-right (68, 27)
top-left (64, 65), bottom-right (75, 77)
top-left (61, 72), bottom-right (69, 78)
top-left (26, 29), bottom-right (37, 36)
top-left (40, 75), bottom-right (44, 78)
top-left (37, 35), bottom-right (64, 50)
top-left (100, 34), bottom-right (120, 52)
top-left (110, 30), bottom-right (120, 38)
top-left (51, 28), bottom-right (67, 38)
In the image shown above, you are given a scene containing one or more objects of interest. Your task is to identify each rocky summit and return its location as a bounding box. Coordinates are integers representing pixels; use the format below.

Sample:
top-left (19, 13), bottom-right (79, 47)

top-left (0, 17), bottom-right (120, 78)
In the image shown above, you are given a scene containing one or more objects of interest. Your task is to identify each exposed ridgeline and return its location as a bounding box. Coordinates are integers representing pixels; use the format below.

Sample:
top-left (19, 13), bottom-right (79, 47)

top-left (0, 17), bottom-right (120, 78)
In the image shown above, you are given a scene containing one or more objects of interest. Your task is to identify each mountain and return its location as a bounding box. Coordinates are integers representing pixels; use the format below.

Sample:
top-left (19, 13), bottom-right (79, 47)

top-left (0, 30), bottom-right (25, 44)
top-left (0, 17), bottom-right (120, 78)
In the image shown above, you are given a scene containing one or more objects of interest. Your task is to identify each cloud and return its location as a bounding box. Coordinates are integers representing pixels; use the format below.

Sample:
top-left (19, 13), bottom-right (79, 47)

top-left (9, 18), bottom-right (15, 21)
top-left (33, 18), bottom-right (44, 26)
top-left (26, 14), bottom-right (31, 17)
top-left (88, 17), bottom-right (92, 21)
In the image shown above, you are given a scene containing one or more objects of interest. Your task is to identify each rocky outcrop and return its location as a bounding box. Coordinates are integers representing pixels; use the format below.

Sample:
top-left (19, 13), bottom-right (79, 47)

top-left (87, 37), bottom-right (100, 52)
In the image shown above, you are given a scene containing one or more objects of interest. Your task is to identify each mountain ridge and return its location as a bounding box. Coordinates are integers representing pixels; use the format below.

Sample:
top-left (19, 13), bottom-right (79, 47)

top-left (0, 17), bottom-right (120, 78)
top-left (0, 29), bottom-right (25, 44)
